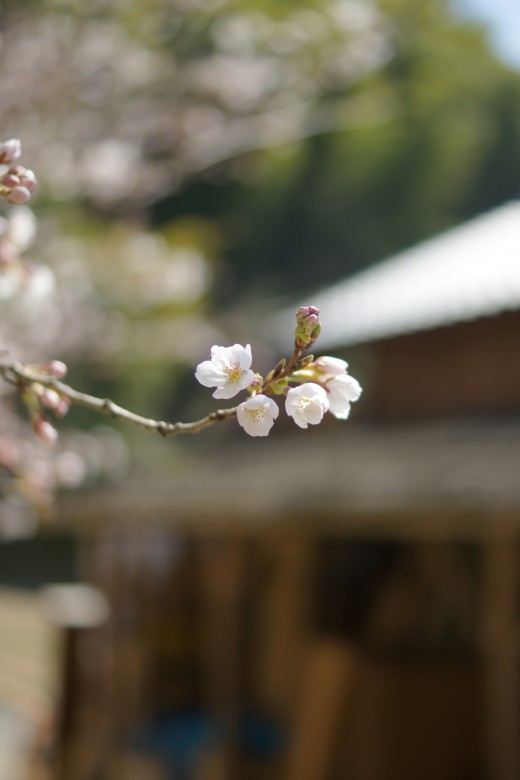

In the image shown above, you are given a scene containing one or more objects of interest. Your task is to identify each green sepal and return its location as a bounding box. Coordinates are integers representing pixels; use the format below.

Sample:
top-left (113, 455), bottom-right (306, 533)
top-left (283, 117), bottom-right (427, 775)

top-left (270, 378), bottom-right (288, 395)
top-left (297, 354), bottom-right (314, 368)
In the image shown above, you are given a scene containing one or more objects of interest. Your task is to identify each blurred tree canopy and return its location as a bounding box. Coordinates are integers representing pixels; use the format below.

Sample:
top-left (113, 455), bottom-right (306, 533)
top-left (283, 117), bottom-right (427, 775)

top-left (161, 0), bottom-right (520, 297)
top-left (1, 0), bottom-right (519, 303)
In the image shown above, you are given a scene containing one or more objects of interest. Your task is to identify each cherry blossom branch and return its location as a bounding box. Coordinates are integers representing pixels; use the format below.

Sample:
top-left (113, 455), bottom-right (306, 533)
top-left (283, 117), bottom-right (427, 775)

top-left (0, 306), bottom-right (362, 443)
top-left (0, 361), bottom-right (238, 438)
top-left (0, 333), bottom-right (308, 440)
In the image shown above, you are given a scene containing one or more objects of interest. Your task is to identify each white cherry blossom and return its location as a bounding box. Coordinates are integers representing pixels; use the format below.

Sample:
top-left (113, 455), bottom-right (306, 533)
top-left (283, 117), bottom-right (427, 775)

top-left (285, 382), bottom-right (329, 429)
top-left (236, 394), bottom-right (279, 437)
top-left (195, 343), bottom-right (255, 399)
top-left (300, 355), bottom-right (362, 420)
top-left (326, 374), bottom-right (362, 419)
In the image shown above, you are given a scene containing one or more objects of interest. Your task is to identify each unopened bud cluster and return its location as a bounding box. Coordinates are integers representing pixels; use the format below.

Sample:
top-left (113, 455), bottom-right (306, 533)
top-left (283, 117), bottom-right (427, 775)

top-left (294, 305), bottom-right (321, 349)
top-left (195, 307), bottom-right (362, 437)
top-left (22, 362), bottom-right (70, 445)
top-left (0, 139), bottom-right (37, 205)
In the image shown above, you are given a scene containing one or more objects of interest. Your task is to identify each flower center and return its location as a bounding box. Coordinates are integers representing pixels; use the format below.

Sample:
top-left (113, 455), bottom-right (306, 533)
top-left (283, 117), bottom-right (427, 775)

top-left (247, 405), bottom-right (267, 421)
top-left (225, 363), bottom-right (243, 383)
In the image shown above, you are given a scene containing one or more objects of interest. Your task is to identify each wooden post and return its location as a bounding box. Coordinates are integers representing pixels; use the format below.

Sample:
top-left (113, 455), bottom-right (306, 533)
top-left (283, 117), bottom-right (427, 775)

top-left (284, 640), bottom-right (357, 780)
top-left (481, 540), bottom-right (520, 780)
top-left (252, 537), bottom-right (314, 719)
top-left (197, 538), bottom-right (248, 780)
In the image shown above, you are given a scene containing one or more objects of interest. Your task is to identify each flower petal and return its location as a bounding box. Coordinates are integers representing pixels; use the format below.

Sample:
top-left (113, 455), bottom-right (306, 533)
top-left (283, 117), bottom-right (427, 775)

top-left (327, 375), bottom-right (362, 419)
top-left (195, 360), bottom-right (227, 387)
top-left (230, 343), bottom-right (252, 370)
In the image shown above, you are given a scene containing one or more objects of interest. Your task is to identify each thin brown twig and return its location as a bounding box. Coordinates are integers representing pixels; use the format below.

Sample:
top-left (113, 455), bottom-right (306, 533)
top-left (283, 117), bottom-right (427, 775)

top-left (0, 361), bottom-right (238, 437)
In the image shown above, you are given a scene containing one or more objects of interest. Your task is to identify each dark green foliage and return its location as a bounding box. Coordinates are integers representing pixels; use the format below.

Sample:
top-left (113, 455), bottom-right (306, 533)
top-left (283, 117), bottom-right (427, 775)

top-left (151, 0), bottom-right (520, 300)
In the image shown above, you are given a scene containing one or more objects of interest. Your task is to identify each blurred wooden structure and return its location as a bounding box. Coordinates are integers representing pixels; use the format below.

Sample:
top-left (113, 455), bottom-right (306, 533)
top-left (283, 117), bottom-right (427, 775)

top-left (49, 471), bottom-right (520, 780)
top-left (5, 203), bottom-right (520, 779)
top-left (0, 587), bottom-right (63, 780)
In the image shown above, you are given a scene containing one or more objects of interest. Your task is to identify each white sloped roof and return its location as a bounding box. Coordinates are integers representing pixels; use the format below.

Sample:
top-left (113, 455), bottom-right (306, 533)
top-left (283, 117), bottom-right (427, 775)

top-left (275, 201), bottom-right (520, 349)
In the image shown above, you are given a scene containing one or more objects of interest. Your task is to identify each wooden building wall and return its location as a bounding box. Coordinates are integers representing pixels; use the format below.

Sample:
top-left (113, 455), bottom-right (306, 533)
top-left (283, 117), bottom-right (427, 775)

top-left (349, 310), bottom-right (520, 420)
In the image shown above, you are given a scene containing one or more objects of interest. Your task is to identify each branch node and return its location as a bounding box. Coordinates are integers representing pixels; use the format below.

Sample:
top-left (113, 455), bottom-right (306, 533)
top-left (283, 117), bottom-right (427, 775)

top-left (102, 399), bottom-right (116, 418)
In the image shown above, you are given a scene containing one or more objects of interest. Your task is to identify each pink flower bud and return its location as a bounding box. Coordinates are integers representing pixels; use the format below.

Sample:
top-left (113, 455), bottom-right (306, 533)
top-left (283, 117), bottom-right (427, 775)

top-left (0, 241), bottom-right (16, 265)
top-left (18, 169), bottom-right (37, 192)
top-left (295, 305), bottom-right (321, 348)
top-left (296, 305), bottom-right (319, 319)
top-left (45, 360), bottom-right (68, 379)
top-left (0, 139), bottom-right (22, 165)
top-left (41, 388), bottom-right (62, 411)
top-left (55, 398), bottom-right (70, 418)
top-left (314, 356), bottom-right (348, 377)
top-left (33, 414), bottom-right (58, 445)
top-left (31, 382), bottom-right (45, 398)
top-left (2, 173), bottom-right (20, 188)
top-left (295, 307), bottom-right (319, 330)
top-left (6, 186), bottom-right (31, 204)
top-left (0, 439), bottom-right (22, 471)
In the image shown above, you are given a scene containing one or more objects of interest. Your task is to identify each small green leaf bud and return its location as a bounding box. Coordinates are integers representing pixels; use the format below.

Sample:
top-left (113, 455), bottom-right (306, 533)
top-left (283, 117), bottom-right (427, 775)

top-left (270, 378), bottom-right (288, 395)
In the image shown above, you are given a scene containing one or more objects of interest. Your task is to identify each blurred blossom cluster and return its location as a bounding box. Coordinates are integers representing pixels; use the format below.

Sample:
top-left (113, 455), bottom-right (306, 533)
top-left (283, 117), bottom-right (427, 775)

top-left (0, 197), bottom-right (130, 523)
top-left (0, 131), bottom-right (222, 523)
top-left (0, 420), bottom-right (129, 536)
top-left (68, 223), bottom-right (219, 361)
top-left (94, 231), bottom-right (211, 311)
top-left (0, 0), bottom-right (394, 206)
top-left (0, 201), bottom-right (217, 518)
top-left (0, 138), bottom-right (37, 205)
top-left (0, 209), bottom-right (107, 359)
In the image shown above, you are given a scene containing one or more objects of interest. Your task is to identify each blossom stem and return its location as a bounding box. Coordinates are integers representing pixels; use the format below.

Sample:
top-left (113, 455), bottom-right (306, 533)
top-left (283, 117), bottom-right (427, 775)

top-left (260, 346), bottom-right (306, 396)
top-left (0, 362), bottom-right (237, 437)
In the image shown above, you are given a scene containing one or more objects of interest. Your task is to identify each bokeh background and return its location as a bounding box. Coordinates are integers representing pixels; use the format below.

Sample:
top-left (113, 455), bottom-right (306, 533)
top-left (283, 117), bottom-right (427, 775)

top-left (1, 1), bottom-right (520, 778)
